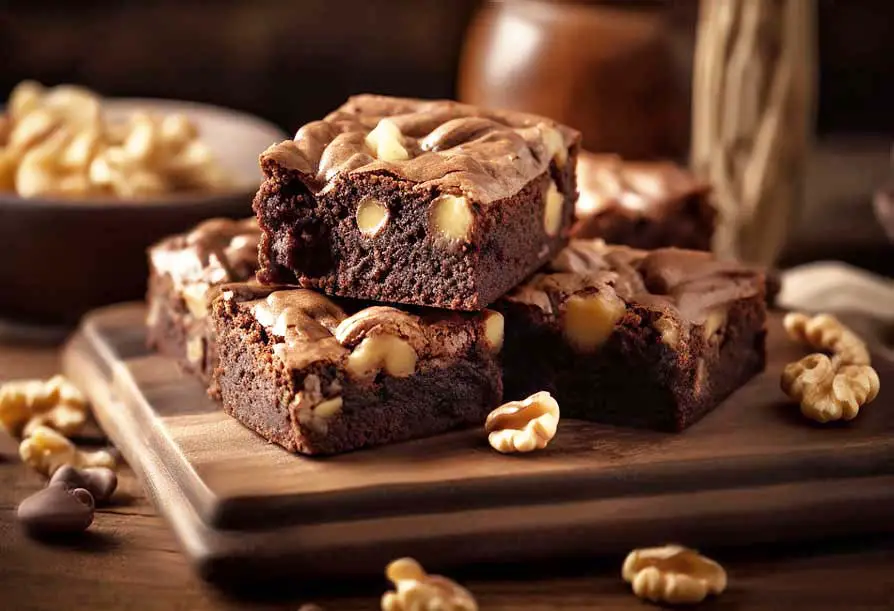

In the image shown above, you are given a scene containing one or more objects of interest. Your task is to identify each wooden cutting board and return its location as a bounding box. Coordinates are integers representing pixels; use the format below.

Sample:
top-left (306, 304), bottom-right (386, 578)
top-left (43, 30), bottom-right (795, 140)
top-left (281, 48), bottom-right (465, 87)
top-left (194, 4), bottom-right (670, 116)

top-left (61, 303), bottom-right (894, 583)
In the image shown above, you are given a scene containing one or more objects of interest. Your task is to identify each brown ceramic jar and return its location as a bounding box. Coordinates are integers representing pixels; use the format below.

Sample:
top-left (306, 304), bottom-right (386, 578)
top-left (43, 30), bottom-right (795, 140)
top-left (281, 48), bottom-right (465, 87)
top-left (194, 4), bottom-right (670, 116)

top-left (458, 0), bottom-right (693, 160)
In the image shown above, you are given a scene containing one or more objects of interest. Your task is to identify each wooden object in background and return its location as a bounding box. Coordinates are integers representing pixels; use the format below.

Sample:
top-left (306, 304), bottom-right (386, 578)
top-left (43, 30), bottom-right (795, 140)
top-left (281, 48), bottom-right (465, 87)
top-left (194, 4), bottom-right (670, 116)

top-left (458, 0), bottom-right (691, 160)
top-left (691, 0), bottom-right (816, 265)
top-left (61, 303), bottom-right (894, 582)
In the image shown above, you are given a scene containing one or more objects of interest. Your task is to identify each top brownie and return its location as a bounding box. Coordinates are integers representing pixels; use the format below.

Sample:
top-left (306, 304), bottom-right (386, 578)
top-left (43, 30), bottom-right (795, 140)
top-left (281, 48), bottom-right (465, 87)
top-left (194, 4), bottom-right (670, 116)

top-left (572, 153), bottom-right (715, 251)
top-left (254, 95), bottom-right (581, 310)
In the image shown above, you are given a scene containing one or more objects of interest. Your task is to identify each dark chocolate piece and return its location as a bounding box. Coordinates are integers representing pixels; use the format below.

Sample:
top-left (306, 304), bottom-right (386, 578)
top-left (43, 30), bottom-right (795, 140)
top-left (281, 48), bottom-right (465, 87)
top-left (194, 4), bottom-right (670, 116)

top-left (17, 482), bottom-right (95, 536)
top-left (572, 153), bottom-right (716, 251)
top-left (494, 239), bottom-right (767, 431)
top-left (254, 94), bottom-right (581, 310)
top-left (146, 217), bottom-right (260, 388)
top-left (50, 465), bottom-right (118, 504)
top-left (211, 283), bottom-right (504, 455)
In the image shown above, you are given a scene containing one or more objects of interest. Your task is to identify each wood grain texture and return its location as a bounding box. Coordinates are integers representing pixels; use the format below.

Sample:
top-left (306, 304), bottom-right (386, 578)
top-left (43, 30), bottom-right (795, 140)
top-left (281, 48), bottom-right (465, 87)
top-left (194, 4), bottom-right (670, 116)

top-left (58, 302), bottom-right (894, 583)
top-left (1, 315), bottom-right (893, 609)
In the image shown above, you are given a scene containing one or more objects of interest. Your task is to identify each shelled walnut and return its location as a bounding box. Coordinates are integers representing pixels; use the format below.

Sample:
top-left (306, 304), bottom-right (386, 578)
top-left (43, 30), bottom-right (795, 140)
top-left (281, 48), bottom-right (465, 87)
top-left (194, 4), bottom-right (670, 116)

top-left (19, 425), bottom-right (116, 477)
top-left (783, 312), bottom-right (870, 366)
top-left (485, 391), bottom-right (560, 453)
top-left (781, 354), bottom-right (880, 423)
top-left (781, 311), bottom-right (880, 423)
top-left (0, 375), bottom-right (88, 438)
top-left (622, 544), bottom-right (727, 605)
top-left (381, 557), bottom-right (477, 611)
top-left (0, 80), bottom-right (230, 198)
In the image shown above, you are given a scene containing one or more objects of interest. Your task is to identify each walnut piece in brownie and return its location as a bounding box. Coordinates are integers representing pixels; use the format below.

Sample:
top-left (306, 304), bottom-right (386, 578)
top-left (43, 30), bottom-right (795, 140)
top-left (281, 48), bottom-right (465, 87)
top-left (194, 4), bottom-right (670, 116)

top-left (254, 95), bottom-right (581, 310)
top-left (495, 240), bottom-right (766, 431)
top-left (211, 284), bottom-right (504, 455)
top-left (146, 217), bottom-right (260, 387)
top-left (573, 153), bottom-right (716, 251)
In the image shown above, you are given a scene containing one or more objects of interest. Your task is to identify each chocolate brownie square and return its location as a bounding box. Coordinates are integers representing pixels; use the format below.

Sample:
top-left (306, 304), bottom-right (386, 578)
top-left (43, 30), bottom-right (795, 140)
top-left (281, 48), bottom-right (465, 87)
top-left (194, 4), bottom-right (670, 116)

top-left (254, 95), bottom-right (581, 310)
top-left (211, 283), bottom-right (504, 455)
top-left (146, 217), bottom-right (260, 386)
top-left (495, 240), bottom-right (766, 431)
top-left (573, 153), bottom-right (716, 251)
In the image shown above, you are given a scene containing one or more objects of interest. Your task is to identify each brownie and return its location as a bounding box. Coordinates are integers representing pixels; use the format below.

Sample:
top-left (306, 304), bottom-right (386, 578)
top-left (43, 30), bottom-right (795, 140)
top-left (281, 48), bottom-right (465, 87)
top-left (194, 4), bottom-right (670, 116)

top-left (572, 152), bottom-right (716, 251)
top-left (146, 217), bottom-right (260, 386)
top-left (494, 240), bottom-right (766, 431)
top-left (254, 94), bottom-right (581, 310)
top-left (211, 283), bottom-right (504, 455)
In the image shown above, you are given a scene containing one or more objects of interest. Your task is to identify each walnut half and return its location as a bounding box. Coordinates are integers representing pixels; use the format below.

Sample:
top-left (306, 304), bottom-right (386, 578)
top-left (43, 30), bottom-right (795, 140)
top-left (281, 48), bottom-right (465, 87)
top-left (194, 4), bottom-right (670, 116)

top-left (485, 391), bottom-right (560, 454)
top-left (783, 312), bottom-right (870, 365)
top-left (381, 557), bottom-right (477, 611)
top-left (622, 544), bottom-right (727, 605)
top-left (19, 425), bottom-right (117, 477)
top-left (781, 353), bottom-right (880, 423)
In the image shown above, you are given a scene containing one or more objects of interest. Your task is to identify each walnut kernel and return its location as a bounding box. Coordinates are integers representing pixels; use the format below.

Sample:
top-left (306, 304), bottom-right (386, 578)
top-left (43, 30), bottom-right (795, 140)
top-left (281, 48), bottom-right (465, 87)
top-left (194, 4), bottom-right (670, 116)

top-left (783, 312), bottom-right (870, 365)
top-left (0, 375), bottom-right (88, 438)
top-left (543, 180), bottom-right (564, 237)
top-left (540, 124), bottom-right (568, 165)
top-left (356, 196), bottom-right (389, 236)
top-left (482, 310), bottom-right (505, 353)
top-left (381, 557), bottom-right (477, 611)
top-left (365, 118), bottom-right (410, 162)
top-left (19, 425), bottom-right (116, 477)
top-left (346, 335), bottom-right (418, 380)
top-left (485, 391), bottom-right (560, 453)
top-left (563, 290), bottom-right (626, 352)
top-left (430, 194), bottom-right (473, 243)
top-left (622, 544), bottom-right (727, 605)
top-left (781, 353), bottom-right (880, 423)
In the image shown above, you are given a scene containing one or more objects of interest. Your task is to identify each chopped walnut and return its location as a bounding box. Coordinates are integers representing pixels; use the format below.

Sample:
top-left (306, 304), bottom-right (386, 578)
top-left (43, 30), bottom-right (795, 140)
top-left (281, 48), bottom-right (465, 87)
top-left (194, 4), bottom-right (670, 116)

top-left (381, 557), bottom-right (477, 611)
top-left (485, 391), bottom-right (560, 453)
top-left (783, 312), bottom-right (870, 365)
top-left (19, 425), bottom-right (116, 477)
top-left (622, 544), bottom-right (727, 605)
top-left (781, 353), bottom-right (880, 423)
top-left (0, 375), bottom-right (88, 438)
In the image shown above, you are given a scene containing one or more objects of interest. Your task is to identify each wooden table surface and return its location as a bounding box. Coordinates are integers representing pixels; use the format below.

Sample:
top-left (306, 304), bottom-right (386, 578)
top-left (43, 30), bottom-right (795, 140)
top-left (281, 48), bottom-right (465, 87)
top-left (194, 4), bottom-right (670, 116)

top-left (1, 327), bottom-right (893, 610)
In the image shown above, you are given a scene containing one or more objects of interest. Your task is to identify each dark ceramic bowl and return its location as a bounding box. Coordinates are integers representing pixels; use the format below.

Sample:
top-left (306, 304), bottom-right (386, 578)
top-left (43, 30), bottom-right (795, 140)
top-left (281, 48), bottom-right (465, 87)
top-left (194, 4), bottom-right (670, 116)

top-left (0, 99), bottom-right (287, 324)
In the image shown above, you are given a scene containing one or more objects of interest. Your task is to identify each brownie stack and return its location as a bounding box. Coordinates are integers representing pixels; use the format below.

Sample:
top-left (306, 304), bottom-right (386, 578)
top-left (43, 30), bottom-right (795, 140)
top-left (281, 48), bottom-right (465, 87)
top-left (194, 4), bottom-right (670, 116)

top-left (147, 94), bottom-right (767, 456)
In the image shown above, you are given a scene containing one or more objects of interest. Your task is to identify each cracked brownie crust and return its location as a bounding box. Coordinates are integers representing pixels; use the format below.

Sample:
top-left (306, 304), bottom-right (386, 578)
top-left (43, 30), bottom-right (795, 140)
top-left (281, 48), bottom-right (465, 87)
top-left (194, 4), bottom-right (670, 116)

top-left (254, 95), bottom-right (581, 310)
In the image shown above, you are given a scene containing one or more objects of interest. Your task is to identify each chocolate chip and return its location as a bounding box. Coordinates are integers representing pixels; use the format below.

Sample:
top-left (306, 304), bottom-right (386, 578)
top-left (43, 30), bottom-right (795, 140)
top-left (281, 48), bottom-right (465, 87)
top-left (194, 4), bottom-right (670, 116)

top-left (50, 465), bottom-right (118, 504)
top-left (17, 482), bottom-right (95, 536)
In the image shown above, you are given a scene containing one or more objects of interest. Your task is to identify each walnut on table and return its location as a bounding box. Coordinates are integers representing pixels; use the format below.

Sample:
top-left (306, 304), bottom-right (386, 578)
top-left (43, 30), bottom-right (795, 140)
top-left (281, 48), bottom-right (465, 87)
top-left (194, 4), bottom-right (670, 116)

top-left (485, 391), bottom-right (560, 454)
top-left (781, 354), bottom-right (880, 423)
top-left (381, 557), bottom-right (477, 611)
top-left (622, 544), bottom-right (727, 605)
top-left (19, 425), bottom-right (117, 477)
top-left (781, 312), bottom-right (881, 423)
top-left (0, 375), bottom-right (88, 438)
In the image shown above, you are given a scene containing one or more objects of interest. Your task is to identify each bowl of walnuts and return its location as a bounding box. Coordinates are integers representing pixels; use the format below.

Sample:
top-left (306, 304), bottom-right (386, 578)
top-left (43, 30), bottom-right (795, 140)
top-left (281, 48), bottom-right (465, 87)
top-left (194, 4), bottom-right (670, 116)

top-left (0, 81), bottom-right (287, 324)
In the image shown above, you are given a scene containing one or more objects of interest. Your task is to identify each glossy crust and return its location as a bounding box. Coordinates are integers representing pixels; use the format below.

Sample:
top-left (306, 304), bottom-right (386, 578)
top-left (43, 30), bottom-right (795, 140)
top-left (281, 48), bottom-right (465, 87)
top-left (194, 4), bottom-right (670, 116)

top-left (254, 95), bottom-right (581, 310)
top-left (495, 240), bottom-right (767, 431)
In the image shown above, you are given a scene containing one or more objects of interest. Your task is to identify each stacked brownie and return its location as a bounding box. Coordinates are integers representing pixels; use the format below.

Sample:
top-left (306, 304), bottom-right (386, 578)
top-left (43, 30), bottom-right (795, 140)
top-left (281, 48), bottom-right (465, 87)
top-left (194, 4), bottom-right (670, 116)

top-left (147, 94), bottom-right (767, 456)
top-left (147, 217), bottom-right (261, 385)
top-left (495, 240), bottom-right (766, 431)
top-left (573, 152), bottom-right (716, 251)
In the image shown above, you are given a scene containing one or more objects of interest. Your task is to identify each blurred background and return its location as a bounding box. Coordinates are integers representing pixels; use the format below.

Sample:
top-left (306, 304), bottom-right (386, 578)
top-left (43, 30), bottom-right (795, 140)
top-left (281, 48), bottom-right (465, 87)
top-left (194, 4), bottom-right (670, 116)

top-left (3, 0), bottom-right (891, 137)
top-left (1, 0), bottom-right (892, 316)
